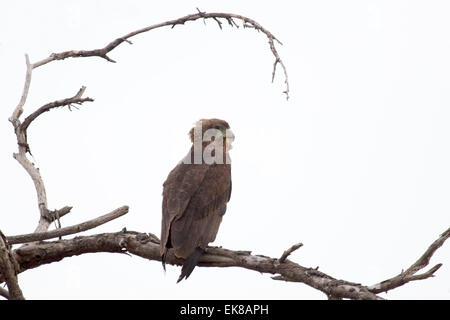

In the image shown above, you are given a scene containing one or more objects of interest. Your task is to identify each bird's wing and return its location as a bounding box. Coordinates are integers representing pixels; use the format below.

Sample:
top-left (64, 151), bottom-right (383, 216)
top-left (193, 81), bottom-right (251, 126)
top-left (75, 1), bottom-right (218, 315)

top-left (169, 163), bottom-right (231, 258)
top-left (160, 161), bottom-right (210, 255)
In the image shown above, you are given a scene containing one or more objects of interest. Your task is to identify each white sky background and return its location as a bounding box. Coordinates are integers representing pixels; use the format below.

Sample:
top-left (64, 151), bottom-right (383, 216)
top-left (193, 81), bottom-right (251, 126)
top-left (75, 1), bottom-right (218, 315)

top-left (1, 0), bottom-right (449, 299)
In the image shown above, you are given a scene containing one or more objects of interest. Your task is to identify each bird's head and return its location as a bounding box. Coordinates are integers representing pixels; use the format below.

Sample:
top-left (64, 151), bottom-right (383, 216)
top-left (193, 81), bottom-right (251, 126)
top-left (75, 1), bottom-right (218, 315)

top-left (189, 119), bottom-right (235, 151)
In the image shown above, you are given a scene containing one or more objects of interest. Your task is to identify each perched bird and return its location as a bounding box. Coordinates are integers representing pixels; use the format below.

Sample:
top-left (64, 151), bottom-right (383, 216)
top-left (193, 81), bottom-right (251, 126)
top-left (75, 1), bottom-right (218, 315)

top-left (160, 119), bottom-right (234, 283)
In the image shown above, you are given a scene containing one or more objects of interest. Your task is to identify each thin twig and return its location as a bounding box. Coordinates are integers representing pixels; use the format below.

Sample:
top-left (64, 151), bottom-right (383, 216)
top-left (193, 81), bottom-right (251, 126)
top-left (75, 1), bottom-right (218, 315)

top-left (48, 206), bottom-right (72, 234)
top-left (226, 17), bottom-right (239, 28)
top-left (212, 17), bottom-right (223, 29)
top-left (368, 227), bottom-right (450, 293)
top-left (279, 242), bottom-right (303, 263)
top-left (269, 40), bottom-right (289, 99)
top-left (21, 86), bottom-right (93, 132)
top-left (7, 206), bottom-right (129, 245)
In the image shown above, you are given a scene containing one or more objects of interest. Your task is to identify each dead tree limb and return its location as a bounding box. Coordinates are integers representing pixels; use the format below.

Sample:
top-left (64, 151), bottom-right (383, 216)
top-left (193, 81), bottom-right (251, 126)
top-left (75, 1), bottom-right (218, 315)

top-left (368, 227), bottom-right (450, 293)
top-left (31, 11), bottom-right (289, 99)
top-left (1, 226), bottom-right (447, 300)
top-left (6, 231), bottom-right (381, 300)
top-left (9, 61), bottom-right (93, 234)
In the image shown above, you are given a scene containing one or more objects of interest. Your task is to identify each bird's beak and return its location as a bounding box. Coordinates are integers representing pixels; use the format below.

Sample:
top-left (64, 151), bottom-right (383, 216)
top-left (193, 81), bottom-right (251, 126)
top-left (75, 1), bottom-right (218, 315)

top-left (225, 129), bottom-right (234, 151)
top-left (225, 129), bottom-right (235, 142)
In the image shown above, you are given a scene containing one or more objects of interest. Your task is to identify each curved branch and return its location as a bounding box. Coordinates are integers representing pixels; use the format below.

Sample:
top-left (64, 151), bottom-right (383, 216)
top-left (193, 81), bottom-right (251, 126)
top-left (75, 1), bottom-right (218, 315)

top-left (368, 227), bottom-right (450, 293)
top-left (21, 86), bottom-right (93, 133)
top-left (9, 54), bottom-right (32, 128)
top-left (32, 11), bottom-right (289, 99)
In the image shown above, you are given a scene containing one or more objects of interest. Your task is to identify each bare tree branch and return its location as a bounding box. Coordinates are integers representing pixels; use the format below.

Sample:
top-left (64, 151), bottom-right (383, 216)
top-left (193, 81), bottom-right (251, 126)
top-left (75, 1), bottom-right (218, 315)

top-left (6, 206), bottom-right (129, 245)
top-left (368, 227), bottom-right (450, 293)
top-left (9, 54), bottom-right (32, 128)
top-left (279, 242), bottom-right (303, 263)
top-left (6, 231), bottom-right (380, 300)
top-left (10, 81), bottom-right (92, 234)
top-left (0, 232), bottom-right (24, 300)
top-left (21, 86), bottom-right (93, 133)
top-left (5, 226), bottom-right (447, 299)
top-left (31, 11), bottom-right (289, 99)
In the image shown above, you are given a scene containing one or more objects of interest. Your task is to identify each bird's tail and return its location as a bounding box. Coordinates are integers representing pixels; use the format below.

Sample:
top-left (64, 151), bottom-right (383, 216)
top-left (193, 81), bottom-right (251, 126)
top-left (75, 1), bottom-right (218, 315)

top-left (177, 247), bottom-right (204, 283)
top-left (161, 250), bottom-right (167, 272)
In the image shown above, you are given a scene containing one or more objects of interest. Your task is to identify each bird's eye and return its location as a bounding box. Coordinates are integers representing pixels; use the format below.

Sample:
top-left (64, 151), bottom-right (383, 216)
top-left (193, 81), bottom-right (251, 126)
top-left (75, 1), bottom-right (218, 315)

top-left (217, 126), bottom-right (226, 134)
top-left (211, 125), bottom-right (227, 136)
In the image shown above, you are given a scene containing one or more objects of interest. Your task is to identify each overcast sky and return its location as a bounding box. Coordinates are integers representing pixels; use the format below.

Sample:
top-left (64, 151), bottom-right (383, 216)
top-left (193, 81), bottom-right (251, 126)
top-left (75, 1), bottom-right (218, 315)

top-left (1, 0), bottom-right (449, 299)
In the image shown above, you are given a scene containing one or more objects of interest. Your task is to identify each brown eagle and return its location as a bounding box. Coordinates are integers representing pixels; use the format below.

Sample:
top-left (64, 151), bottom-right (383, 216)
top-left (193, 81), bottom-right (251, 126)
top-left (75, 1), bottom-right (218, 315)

top-left (160, 119), bottom-right (234, 282)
